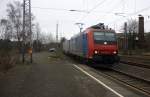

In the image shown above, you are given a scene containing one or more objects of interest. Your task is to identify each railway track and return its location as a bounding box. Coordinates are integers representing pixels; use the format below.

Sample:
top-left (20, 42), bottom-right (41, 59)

top-left (71, 55), bottom-right (150, 96)
top-left (120, 60), bottom-right (150, 69)
top-left (120, 55), bottom-right (150, 61)
top-left (98, 69), bottom-right (150, 96)
top-left (120, 55), bottom-right (150, 69)
top-left (86, 64), bottom-right (150, 96)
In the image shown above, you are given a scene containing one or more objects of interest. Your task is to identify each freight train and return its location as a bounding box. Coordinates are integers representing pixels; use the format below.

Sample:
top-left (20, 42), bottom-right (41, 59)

top-left (63, 23), bottom-right (120, 66)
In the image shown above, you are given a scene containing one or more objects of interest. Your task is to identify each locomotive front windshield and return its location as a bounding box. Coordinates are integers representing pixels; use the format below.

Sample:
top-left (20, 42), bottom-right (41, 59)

top-left (94, 32), bottom-right (116, 43)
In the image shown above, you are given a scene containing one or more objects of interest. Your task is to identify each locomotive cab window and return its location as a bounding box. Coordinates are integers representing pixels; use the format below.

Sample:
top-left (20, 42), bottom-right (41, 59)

top-left (105, 32), bottom-right (116, 41)
top-left (94, 31), bottom-right (116, 44)
top-left (94, 32), bottom-right (105, 41)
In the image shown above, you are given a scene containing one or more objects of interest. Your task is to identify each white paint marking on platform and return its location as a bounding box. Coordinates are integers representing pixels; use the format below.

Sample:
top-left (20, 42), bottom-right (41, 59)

top-left (74, 64), bottom-right (124, 97)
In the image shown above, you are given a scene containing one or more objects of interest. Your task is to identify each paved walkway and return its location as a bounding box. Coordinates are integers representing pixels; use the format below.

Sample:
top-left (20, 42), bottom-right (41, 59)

top-left (0, 52), bottom-right (118, 97)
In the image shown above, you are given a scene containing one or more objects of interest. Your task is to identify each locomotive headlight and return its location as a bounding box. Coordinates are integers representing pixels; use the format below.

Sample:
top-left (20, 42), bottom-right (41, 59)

top-left (94, 50), bottom-right (98, 54)
top-left (113, 51), bottom-right (117, 54)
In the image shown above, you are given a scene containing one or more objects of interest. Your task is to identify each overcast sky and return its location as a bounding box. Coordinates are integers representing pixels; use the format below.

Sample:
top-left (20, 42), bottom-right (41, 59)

top-left (1, 0), bottom-right (150, 39)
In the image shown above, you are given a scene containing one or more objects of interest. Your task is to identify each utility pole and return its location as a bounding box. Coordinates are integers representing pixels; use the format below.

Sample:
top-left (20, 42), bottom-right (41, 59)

top-left (56, 22), bottom-right (59, 48)
top-left (22, 0), bottom-right (32, 63)
top-left (56, 22), bottom-right (59, 43)
top-left (22, 0), bottom-right (25, 63)
top-left (124, 22), bottom-right (128, 54)
top-left (29, 0), bottom-right (32, 63)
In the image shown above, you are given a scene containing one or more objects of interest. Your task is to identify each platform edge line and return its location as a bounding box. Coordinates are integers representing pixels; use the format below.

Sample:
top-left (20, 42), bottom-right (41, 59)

top-left (73, 64), bottom-right (124, 97)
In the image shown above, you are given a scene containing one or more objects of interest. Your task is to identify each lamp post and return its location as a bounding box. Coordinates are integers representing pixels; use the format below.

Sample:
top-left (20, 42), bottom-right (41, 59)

top-left (114, 13), bottom-right (129, 54)
top-left (75, 23), bottom-right (84, 34)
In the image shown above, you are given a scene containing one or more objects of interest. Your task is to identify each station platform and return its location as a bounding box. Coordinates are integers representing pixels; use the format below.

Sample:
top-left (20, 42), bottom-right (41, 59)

top-left (0, 52), bottom-right (149, 97)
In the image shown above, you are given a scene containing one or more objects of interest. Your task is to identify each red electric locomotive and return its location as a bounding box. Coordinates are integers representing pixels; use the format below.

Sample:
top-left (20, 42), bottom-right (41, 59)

top-left (63, 23), bottom-right (120, 65)
top-left (85, 23), bottom-right (120, 64)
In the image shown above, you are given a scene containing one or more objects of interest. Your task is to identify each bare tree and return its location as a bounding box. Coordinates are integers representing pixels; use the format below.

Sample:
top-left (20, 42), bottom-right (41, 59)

top-left (120, 19), bottom-right (138, 34)
top-left (0, 19), bottom-right (13, 40)
top-left (6, 1), bottom-right (36, 52)
top-left (127, 19), bottom-right (138, 34)
top-left (0, 19), bottom-right (7, 39)
top-left (7, 1), bottom-right (23, 41)
top-left (32, 23), bottom-right (41, 51)
top-left (35, 23), bottom-right (40, 41)
top-left (119, 19), bottom-right (139, 51)
top-left (6, 1), bottom-right (23, 52)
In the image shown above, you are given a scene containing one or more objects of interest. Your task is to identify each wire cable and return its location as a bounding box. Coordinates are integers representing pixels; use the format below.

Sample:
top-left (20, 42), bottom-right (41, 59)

top-left (32, 6), bottom-right (116, 15)
top-left (106, 0), bottom-right (122, 14)
top-left (79, 0), bottom-right (108, 21)
top-left (109, 5), bottom-right (150, 26)
top-left (32, 7), bottom-right (70, 12)
top-left (130, 5), bottom-right (150, 16)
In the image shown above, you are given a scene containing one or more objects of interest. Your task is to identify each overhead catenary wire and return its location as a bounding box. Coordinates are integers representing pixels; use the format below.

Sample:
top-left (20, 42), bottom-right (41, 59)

top-left (82, 0), bottom-right (88, 12)
top-left (32, 6), bottom-right (118, 15)
top-left (87, 0), bottom-right (107, 13)
top-left (109, 4), bottom-right (150, 26)
top-left (79, 0), bottom-right (108, 21)
top-left (32, 7), bottom-right (70, 12)
top-left (130, 5), bottom-right (150, 16)
top-left (106, 0), bottom-right (123, 14)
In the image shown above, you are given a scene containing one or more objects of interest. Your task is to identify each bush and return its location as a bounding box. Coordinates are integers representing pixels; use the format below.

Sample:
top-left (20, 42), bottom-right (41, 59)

top-left (0, 39), bottom-right (20, 71)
